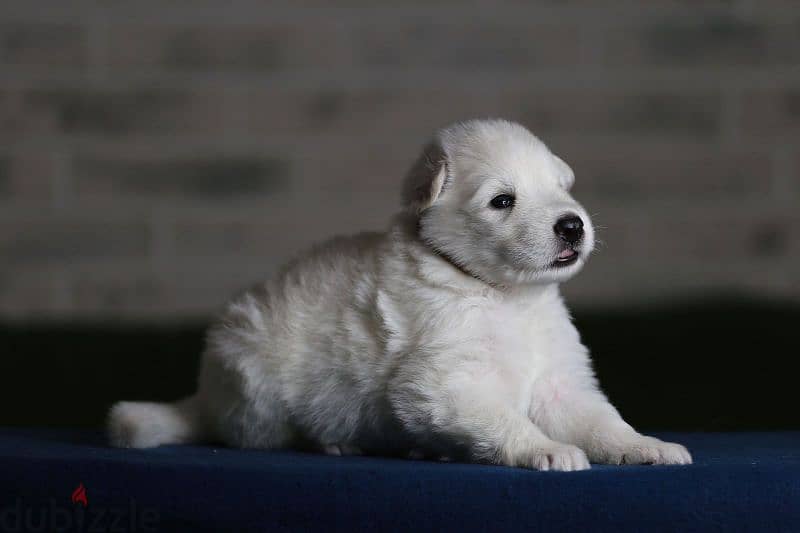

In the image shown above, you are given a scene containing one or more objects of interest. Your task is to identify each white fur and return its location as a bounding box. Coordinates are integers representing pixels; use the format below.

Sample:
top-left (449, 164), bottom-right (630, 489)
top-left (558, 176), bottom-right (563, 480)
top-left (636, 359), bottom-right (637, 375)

top-left (108, 119), bottom-right (691, 471)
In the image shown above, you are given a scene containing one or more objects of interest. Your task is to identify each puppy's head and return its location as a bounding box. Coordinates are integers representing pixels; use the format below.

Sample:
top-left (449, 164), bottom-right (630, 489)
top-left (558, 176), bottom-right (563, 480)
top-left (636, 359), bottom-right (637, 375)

top-left (403, 119), bottom-right (594, 286)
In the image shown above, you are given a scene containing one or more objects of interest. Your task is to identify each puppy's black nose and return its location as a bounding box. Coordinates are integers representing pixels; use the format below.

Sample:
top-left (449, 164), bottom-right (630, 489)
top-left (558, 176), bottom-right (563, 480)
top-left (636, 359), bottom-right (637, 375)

top-left (554, 216), bottom-right (584, 244)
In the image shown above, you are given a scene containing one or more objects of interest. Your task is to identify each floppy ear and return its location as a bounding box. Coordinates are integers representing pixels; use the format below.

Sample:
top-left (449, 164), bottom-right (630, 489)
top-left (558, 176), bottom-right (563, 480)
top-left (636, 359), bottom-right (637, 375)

top-left (552, 154), bottom-right (575, 191)
top-left (401, 141), bottom-right (449, 213)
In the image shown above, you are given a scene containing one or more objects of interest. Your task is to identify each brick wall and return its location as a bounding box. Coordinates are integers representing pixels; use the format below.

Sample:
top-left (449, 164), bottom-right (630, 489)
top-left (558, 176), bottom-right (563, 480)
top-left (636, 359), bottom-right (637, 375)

top-left (0, 1), bottom-right (798, 319)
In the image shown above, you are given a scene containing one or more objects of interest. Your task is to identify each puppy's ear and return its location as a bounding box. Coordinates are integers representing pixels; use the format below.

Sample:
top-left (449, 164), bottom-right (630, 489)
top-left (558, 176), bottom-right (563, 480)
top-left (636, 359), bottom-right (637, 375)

top-left (552, 154), bottom-right (575, 191)
top-left (402, 141), bottom-right (449, 213)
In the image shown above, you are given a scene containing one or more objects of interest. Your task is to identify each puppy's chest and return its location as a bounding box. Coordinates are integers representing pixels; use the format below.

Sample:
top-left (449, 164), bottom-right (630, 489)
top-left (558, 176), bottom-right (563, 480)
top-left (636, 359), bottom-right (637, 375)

top-left (438, 298), bottom-right (568, 380)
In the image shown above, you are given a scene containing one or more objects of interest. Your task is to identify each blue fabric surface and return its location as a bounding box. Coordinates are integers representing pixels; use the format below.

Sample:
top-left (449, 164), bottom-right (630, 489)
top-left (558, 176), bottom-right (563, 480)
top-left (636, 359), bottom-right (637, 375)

top-left (0, 429), bottom-right (798, 532)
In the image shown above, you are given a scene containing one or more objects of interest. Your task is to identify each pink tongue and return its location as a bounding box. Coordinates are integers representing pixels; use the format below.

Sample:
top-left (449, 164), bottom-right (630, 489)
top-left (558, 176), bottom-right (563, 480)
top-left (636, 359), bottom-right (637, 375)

top-left (558, 249), bottom-right (576, 259)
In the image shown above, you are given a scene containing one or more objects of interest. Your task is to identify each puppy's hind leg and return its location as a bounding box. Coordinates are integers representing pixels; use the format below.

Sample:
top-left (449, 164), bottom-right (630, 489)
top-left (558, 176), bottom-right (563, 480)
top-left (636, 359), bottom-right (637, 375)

top-left (323, 444), bottom-right (363, 456)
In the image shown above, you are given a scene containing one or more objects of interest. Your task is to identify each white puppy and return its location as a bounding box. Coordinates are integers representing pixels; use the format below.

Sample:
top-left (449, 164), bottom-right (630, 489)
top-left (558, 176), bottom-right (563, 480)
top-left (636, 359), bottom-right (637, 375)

top-left (109, 119), bottom-right (691, 471)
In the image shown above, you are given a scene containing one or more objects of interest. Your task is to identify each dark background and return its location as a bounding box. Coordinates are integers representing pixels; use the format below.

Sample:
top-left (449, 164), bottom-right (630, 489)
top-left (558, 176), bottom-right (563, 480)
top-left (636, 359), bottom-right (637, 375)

top-left (3, 296), bottom-right (799, 431)
top-left (0, 2), bottom-right (798, 430)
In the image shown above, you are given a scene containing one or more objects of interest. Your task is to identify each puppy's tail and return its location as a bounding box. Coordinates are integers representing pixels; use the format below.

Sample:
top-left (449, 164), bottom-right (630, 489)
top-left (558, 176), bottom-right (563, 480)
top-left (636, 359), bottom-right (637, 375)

top-left (107, 395), bottom-right (209, 448)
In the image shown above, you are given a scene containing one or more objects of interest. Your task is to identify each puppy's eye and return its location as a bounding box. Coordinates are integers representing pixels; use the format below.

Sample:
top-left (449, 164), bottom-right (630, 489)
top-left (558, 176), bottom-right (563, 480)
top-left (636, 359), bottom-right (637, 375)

top-left (490, 194), bottom-right (515, 209)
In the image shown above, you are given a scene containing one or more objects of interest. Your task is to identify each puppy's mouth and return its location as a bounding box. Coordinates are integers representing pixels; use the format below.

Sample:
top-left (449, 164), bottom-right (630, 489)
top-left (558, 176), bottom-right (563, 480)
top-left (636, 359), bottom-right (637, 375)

top-left (552, 248), bottom-right (580, 267)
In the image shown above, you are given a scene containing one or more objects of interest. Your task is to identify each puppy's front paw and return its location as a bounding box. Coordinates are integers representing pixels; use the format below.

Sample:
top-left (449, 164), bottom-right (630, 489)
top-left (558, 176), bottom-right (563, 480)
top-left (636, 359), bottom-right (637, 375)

top-left (598, 436), bottom-right (692, 466)
top-left (513, 443), bottom-right (590, 472)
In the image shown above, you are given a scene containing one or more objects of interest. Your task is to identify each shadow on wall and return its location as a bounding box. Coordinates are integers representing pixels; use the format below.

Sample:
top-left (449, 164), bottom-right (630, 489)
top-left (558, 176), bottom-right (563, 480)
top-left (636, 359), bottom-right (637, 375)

top-left (1, 295), bottom-right (798, 431)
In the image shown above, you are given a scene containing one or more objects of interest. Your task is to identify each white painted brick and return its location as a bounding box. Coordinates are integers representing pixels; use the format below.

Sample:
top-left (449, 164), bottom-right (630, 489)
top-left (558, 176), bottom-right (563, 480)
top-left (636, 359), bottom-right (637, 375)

top-left (0, 1), bottom-right (798, 319)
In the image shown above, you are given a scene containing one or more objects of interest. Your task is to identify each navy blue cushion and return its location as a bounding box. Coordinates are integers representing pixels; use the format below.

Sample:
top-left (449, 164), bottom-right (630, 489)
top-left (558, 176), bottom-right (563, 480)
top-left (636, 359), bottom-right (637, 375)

top-left (0, 429), bottom-right (798, 532)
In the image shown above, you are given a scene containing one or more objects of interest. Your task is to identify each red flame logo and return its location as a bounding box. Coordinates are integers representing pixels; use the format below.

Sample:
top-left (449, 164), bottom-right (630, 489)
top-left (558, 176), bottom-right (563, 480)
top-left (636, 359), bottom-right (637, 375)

top-left (71, 483), bottom-right (88, 507)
